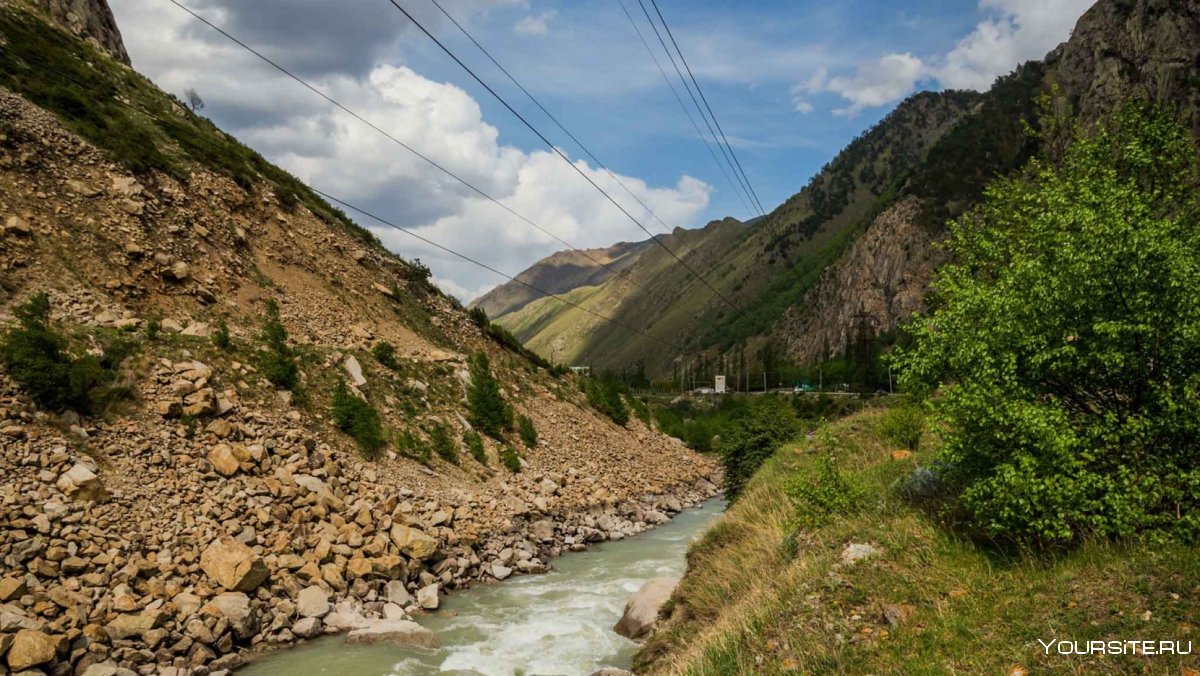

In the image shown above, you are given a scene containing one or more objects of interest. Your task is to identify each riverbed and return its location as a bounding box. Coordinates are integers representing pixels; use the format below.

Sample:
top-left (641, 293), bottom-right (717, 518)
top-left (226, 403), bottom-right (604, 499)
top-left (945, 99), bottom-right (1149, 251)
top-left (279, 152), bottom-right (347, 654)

top-left (240, 497), bottom-right (725, 675)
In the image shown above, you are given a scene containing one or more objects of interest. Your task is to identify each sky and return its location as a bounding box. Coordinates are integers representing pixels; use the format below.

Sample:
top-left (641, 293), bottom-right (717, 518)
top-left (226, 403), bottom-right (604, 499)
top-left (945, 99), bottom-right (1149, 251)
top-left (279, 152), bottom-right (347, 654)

top-left (108, 0), bottom-right (1094, 302)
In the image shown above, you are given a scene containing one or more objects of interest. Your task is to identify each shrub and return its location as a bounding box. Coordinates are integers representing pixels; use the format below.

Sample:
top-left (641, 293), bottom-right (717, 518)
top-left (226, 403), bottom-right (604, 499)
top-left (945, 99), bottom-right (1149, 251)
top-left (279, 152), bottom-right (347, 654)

top-left (500, 445), bottom-right (521, 473)
top-left (583, 376), bottom-right (629, 426)
top-left (144, 317), bottom-right (161, 341)
top-left (468, 306), bottom-right (488, 328)
top-left (879, 402), bottom-right (925, 452)
top-left (0, 294), bottom-right (134, 413)
top-left (464, 429), bottom-right (487, 465)
top-left (212, 318), bottom-right (231, 350)
top-left (626, 394), bottom-right (651, 425)
top-left (330, 381), bottom-right (385, 458)
top-left (430, 423), bottom-right (458, 464)
top-left (721, 397), bottom-right (803, 501)
top-left (395, 430), bottom-right (432, 463)
top-left (372, 341), bottom-right (398, 370)
top-left (258, 300), bottom-right (299, 392)
top-left (517, 414), bottom-right (537, 448)
top-left (786, 453), bottom-right (861, 527)
top-left (895, 102), bottom-right (1200, 545)
top-left (468, 352), bottom-right (512, 438)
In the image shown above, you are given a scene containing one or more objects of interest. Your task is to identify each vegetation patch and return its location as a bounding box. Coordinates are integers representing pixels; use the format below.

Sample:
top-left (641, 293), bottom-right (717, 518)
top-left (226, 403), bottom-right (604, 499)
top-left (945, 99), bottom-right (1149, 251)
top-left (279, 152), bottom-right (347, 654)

top-left (463, 429), bottom-right (487, 465)
top-left (330, 381), bottom-right (385, 459)
top-left (429, 423), bottom-right (458, 464)
top-left (257, 300), bottom-right (301, 396)
top-left (517, 414), bottom-right (537, 448)
top-left (467, 352), bottom-right (512, 438)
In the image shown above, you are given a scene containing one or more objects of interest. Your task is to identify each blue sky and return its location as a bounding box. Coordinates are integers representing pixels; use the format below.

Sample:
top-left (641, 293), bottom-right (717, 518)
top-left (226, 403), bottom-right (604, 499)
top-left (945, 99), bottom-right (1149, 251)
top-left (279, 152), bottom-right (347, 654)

top-left (109, 0), bottom-right (1093, 300)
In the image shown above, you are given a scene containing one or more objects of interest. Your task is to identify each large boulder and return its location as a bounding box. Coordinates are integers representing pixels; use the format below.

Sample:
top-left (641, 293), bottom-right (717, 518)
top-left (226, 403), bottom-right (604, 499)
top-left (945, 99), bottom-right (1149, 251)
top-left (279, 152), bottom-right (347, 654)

top-left (389, 524), bottom-right (438, 560)
top-left (613, 577), bottom-right (678, 640)
top-left (56, 463), bottom-right (108, 502)
top-left (296, 586), bottom-right (330, 619)
top-left (416, 583), bottom-right (439, 610)
top-left (344, 619), bottom-right (439, 649)
top-left (200, 538), bottom-right (268, 591)
top-left (202, 592), bottom-right (258, 639)
top-left (7, 629), bottom-right (61, 671)
top-left (104, 608), bottom-right (166, 640)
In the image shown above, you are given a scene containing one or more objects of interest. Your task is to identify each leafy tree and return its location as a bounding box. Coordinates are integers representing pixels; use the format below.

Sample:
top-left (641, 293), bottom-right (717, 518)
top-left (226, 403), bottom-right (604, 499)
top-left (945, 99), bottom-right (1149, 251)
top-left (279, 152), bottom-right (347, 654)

top-left (467, 351), bottom-right (512, 438)
top-left (258, 299), bottom-right (300, 393)
top-left (517, 414), bottom-right (538, 448)
top-left (720, 397), bottom-right (802, 500)
top-left (895, 102), bottom-right (1200, 545)
top-left (330, 381), bottom-right (385, 458)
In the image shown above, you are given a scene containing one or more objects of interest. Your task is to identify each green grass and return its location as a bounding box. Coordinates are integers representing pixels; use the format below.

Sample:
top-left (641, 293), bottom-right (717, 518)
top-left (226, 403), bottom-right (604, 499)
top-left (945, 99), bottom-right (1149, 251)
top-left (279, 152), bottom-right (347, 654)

top-left (639, 408), bottom-right (1200, 674)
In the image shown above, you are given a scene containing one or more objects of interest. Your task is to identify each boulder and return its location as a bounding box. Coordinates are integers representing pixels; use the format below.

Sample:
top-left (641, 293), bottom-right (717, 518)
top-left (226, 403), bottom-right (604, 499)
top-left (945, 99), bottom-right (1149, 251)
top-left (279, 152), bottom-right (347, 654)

top-left (390, 524), bottom-right (438, 560)
top-left (0, 576), bottom-right (27, 602)
top-left (81, 662), bottom-right (138, 676)
top-left (292, 617), bottom-right (322, 639)
top-left (840, 543), bottom-right (880, 565)
top-left (613, 577), bottom-right (678, 640)
top-left (104, 608), bottom-right (166, 640)
top-left (344, 356), bottom-right (367, 388)
top-left (530, 519), bottom-right (555, 542)
top-left (203, 592), bottom-right (257, 639)
top-left (200, 537), bottom-right (268, 591)
top-left (416, 583), bottom-right (439, 610)
top-left (181, 322), bottom-right (211, 337)
top-left (344, 619), bottom-right (439, 649)
top-left (490, 563), bottom-right (513, 581)
top-left (5, 215), bottom-right (31, 236)
top-left (56, 463), bottom-right (108, 502)
top-left (207, 443), bottom-right (244, 476)
top-left (296, 586), bottom-right (330, 619)
top-left (384, 580), bottom-right (412, 607)
top-left (6, 629), bottom-right (61, 670)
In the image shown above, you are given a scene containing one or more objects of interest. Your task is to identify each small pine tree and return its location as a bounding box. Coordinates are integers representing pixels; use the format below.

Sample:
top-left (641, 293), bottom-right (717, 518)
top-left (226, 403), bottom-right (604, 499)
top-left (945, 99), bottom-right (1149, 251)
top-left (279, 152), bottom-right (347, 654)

top-left (464, 430), bottom-right (487, 465)
top-left (330, 381), bottom-right (385, 458)
top-left (258, 300), bottom-right (299, 392)
top-left (517, 414), bottom-right (537, 448)
top-left (500, 445), bottom-right (521, 473)
top-left (372, 341), bottom-right (398, 370)
top-left (395, 430), bottom-right (432, 463)
top-left (144, 317), bottom-right (161, 341)
top-left (468, 351), bottom-right (512, 438)
top-left (430, 423), bottom-right (458, 464)
top-left (213, 318), bottom-right (231, 350)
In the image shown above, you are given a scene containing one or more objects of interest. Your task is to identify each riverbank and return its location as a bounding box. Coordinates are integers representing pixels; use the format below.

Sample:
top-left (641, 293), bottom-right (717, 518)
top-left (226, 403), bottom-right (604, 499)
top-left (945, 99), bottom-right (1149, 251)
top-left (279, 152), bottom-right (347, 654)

top-left (241, 497), bottom-right (725, 675)
top-left (638, 409), bottom-right (1200, 674)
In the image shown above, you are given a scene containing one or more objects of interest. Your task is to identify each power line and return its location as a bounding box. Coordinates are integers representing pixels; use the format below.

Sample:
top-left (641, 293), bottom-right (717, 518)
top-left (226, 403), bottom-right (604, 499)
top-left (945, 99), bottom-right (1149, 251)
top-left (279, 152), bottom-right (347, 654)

top-left (161, 0), bottom-right (699, 322)
top-left (633, 0), bottom-right (762, 219)
top-left (614, 0), bottom-right (754, 218)
top-left (648, 0), bottom-right (768, 216)
top-left (383, 0), bottom-right (745, 320)
top-left (19, 51), bottom-right (686, 352)
top-left (428, 0), bottom-right (703, 256)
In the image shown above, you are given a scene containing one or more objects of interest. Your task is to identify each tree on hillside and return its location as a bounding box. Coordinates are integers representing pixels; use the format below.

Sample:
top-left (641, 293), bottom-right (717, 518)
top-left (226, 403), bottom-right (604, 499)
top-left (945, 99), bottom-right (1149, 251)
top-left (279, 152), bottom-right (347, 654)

top-left (468, 351), bottom-right (512, 438)
top-left (896, 102), bottom-right (1200, 545)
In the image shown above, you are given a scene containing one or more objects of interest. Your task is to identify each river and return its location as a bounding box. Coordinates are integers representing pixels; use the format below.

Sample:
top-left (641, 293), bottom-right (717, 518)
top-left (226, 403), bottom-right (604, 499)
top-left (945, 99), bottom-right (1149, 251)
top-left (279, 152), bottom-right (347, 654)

top-left (240, 497), bottom-right (725, 676)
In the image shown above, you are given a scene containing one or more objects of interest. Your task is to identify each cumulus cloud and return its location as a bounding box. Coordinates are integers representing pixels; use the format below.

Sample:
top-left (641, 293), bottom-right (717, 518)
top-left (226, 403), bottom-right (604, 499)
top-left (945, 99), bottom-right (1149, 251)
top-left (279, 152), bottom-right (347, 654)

top-left (109, 0), bottom-right (710, 301)
top-left (792, 0), bottom-right (1090, 115)
top-left (935, 0), bottom-right (1094, 90)
top-left (513, 10), bottom-right (557, 36)
top-left (798, 54), bottom-right (926, 117)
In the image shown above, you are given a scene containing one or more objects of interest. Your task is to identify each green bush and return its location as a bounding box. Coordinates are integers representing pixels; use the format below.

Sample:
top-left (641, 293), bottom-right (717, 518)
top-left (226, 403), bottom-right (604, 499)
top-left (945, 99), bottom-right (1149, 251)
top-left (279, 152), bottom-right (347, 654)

top-left (626, 394), bottom-right (651, 425)
top-left (430, 423), bottom-right (458, 464)
top-left (583, 376), bottom-right (629, 426)
top-left (258, 300), bottom-right (300, 392)
top-left (500, 445), bottom-right (522, 473)
top-left (786, 453), bottom-right (861, 527)
top-left (144, 317), bottom-right (161, 341)
top-left (0, 294), bottom-right (134, 413)
top-left (895, 102), bottom-right (1200, 545)
top-left (879, 402), bottom-right (925, 452)
top-left (464, 429), bottom-right (487, 465)
top-left (721, 397), bottom-right (803, 501)
top-left (372, 341), bottom-right (398, 370)
top-left (330, 381), bottom-right (385, 458)
top-left (517, 414), bottom-right (537, 448)
top-left (468, 352), bottom-right (512, 438)
top-left (395, 430), bottom-right (431, 463)
top-left (213, 318), bottom-right (231, 350)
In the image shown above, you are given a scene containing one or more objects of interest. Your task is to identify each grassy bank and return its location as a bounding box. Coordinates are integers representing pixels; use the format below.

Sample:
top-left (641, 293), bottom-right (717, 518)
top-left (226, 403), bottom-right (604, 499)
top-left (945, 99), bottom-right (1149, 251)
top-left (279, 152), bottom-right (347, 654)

top-left (638, 408), bottom-right (1199, 674)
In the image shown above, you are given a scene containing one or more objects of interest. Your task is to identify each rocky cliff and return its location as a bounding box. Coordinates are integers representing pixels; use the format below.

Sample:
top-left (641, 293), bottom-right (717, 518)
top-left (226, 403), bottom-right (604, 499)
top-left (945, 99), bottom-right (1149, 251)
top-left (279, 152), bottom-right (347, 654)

top-left (17, 0), bottom-right (130, 64)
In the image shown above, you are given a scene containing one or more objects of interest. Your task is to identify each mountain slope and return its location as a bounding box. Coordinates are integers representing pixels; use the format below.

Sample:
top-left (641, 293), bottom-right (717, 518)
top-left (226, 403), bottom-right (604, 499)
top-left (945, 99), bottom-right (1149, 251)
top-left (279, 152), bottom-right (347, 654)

top-left (0, 4), bottom-right (717, 674)
top-left (484, 0), bottom-right (1200, 384)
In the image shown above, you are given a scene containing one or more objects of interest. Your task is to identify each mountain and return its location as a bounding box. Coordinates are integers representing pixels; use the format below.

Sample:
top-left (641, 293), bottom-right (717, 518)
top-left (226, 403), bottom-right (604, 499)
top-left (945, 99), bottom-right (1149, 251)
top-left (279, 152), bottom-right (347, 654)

top-left (0, 3), bottom-right (717, 673)
top-left (479, 0), bottom-right (1200, 384)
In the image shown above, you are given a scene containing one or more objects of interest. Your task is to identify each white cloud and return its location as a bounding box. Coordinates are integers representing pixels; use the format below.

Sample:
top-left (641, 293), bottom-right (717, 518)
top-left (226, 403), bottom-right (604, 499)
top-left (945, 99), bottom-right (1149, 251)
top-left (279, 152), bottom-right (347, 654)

top-left (109, 0), bottom-right (710, 302)
top-left (791, 0), bottom-right (1090, 115)
top-left (799, 53), bottom-right (926, 117)
top-left (513, 10), bottom-right (557, 36)
top-left (935, 0), bottom-right (1094, 90)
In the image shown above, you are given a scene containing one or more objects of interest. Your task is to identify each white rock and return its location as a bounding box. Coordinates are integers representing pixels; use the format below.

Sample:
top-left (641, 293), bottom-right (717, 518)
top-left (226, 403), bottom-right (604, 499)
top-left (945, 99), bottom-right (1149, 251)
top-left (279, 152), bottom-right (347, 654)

top-left (344, 619), bottom-right (439, 649)
top-left (416, 583), bottom-right (439, 610)
top-left (296, 586), bottom-right (330, 619)
top-left (613, 577), bottom-right (678, 640)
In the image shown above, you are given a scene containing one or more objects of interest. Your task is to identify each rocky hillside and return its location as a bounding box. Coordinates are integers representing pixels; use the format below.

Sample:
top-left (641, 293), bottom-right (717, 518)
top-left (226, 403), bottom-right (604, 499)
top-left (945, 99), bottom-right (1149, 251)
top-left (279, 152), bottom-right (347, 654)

top-left (484, 0), bottom-right (1200, 383)
top-left (10, 0), bottom-right (128, 63)
top-left (0, 4), bottom-right (717, 674)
